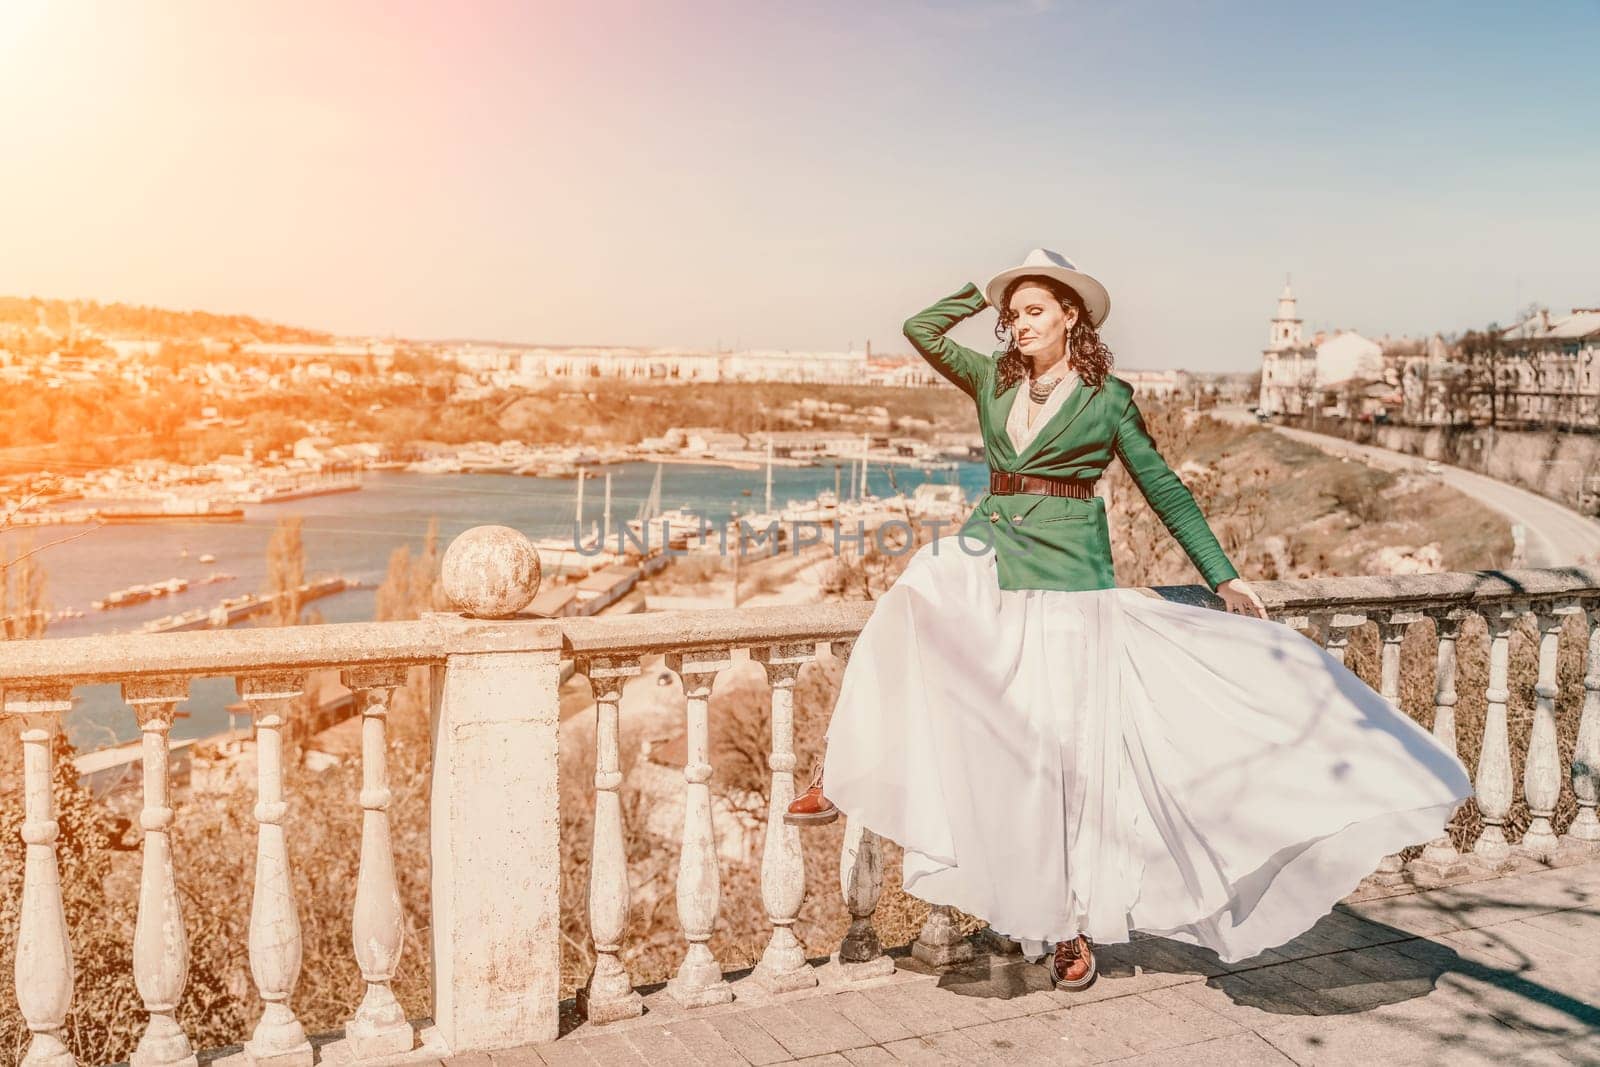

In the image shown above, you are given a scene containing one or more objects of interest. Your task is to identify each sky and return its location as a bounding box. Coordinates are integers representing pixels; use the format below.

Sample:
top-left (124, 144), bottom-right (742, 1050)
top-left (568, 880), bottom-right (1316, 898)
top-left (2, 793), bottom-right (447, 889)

top-left (2, 0), bottom-right (1597, 372)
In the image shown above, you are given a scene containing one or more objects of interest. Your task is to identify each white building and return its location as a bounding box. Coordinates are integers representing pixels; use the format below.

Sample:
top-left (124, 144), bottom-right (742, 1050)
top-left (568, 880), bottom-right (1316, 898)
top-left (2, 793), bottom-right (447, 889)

top-left (1256, 283), bottom-right (1384, 416)
top-left (1494, 307), bottom-right (1600, 426)
top-left (1256, 282), bottom-right (1316, 415)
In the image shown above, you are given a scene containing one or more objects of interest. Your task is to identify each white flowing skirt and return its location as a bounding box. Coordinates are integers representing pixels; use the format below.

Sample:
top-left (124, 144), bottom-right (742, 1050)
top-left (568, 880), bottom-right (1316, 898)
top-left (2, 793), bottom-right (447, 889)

top-left (822, 535), bottom-right (1474, 964)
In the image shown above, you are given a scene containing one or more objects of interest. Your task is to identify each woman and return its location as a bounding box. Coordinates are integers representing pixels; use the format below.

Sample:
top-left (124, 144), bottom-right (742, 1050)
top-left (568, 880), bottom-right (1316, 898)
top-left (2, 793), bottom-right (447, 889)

top-left (787, 248), bottom-right (1473, 991)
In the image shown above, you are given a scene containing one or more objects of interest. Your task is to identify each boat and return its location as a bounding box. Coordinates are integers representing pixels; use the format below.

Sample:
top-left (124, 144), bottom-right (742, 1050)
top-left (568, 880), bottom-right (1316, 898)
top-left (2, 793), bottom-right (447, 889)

top-left (531, 468), bottom-right (604, 561)
top-left (624, 463), bottom-right (716, 547)
top-left (780, 488), bottom-right (839, 525)
top-left (97, 500), bottom-right (243, 524)
top-left (91, 576), bottom-right (190, 611)
top-left (140, 607), bottom-right (213, 634)
top-left (198, 553), bottom-right (216, 564)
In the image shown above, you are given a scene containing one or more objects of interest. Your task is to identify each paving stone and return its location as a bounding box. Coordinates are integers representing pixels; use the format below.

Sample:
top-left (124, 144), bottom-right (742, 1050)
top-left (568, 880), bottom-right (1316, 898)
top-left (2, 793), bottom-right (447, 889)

top-left (523, 1038), bottom-right (599, 1066)
top-left (857, 984), bottom-right (960, 1036)
top-left (490, 1046), bottom-right (552, 1066)
top-left (840, 1047), bottom-right (899, 1065)
top-left (1050, 986), bottom-right (1238, 1057)
top-left (705, 1010), bottom-right (796, 1065)
top-left (1109, 1031), bottom-right (1296, 1066)
top-left (574, 1031), bottom-right (651, 1065)
top-left (954, 1015), bottom-right (1093, 1064)
top-left (793, 1055), bottom-right (853, 1065)
top-left (651, 1017), bottom-right (754, 1065)
top-left (1029, 1006), bottom-right (1142, 1062)
top-left (827, 989), bottom-right (918, 1045)
top-left (618, 1026), bottom-right (701, 1066)
top-left (748, 1001), bottom-right (875, 1059)
top-left (879, 1030), bottom-right (991, 1064)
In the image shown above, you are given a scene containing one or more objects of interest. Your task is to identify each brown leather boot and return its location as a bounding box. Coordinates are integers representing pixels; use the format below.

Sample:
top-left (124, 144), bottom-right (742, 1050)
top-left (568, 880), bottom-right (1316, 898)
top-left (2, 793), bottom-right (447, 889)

top-left (784, 749), bottom-right (838, 826)
top-left (1049, 935), bottom-right (1097, 990)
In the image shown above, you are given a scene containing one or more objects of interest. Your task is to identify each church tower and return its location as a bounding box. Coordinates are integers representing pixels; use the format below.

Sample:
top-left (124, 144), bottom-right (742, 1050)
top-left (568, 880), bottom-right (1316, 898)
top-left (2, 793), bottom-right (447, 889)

top-left (1268, 280), bottom-right (1303, 351)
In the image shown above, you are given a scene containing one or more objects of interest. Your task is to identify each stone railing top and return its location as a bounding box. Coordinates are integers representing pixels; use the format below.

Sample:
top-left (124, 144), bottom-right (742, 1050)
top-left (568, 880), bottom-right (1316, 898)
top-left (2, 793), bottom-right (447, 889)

top-left (1205, 565), bottom-right (1600, 615)
top-left (6, 565), bottom-right (1600, 690)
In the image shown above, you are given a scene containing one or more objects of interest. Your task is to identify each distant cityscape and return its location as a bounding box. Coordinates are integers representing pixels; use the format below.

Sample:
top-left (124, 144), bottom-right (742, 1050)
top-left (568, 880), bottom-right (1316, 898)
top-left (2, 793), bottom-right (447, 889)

top-left (1256, 283), bottom-right (1600, 429)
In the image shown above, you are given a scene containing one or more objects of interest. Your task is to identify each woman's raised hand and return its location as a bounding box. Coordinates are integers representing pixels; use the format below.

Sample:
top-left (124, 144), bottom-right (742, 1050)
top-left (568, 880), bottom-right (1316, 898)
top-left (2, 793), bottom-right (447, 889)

top-left (1216, 577), bottom-right (1269, 620)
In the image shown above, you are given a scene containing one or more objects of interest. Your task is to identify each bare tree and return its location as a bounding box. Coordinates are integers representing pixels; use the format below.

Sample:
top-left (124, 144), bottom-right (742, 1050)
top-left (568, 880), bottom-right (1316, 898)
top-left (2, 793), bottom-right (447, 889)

top-left (262, 515), bottom-right (305, 627)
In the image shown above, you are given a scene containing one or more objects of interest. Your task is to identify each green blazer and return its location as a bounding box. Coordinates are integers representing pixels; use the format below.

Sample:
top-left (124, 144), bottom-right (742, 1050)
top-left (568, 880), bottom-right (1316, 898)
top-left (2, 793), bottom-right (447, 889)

top-left (905, 282), bottom-right (1240, 594)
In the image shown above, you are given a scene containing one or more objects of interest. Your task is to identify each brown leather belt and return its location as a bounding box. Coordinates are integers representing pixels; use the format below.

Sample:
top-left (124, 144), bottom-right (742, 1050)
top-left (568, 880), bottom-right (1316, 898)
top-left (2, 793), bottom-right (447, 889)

top-left (989, 470), bottom-right (1097, 498)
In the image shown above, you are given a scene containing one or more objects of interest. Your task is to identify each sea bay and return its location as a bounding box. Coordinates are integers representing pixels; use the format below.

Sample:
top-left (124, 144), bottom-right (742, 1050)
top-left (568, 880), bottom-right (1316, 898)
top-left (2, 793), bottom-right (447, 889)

top-left (3, 460), bottom-right (983, 750)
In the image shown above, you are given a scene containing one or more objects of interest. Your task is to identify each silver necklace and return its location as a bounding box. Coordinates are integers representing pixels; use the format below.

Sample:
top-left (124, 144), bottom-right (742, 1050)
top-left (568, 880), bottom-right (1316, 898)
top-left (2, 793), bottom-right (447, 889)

top-left (1028, 370), bottom-right (1068, 404)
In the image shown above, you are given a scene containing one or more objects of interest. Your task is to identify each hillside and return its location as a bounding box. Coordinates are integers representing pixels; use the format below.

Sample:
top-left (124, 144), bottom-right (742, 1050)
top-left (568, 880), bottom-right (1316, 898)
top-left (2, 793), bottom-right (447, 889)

top-left (0, 295), bottom-right (330, 344)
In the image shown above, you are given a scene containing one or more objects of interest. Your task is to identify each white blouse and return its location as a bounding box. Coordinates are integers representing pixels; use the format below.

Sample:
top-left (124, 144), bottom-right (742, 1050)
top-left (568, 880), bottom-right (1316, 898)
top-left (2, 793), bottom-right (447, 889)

top-left (1006, 367), bottom-right (1082, 455)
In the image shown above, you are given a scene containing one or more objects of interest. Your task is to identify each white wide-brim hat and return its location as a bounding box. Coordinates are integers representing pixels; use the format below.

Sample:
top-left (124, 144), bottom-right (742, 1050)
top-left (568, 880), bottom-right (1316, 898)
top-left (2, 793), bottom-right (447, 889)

top-left (983, 247), bottom-right (1111, 328)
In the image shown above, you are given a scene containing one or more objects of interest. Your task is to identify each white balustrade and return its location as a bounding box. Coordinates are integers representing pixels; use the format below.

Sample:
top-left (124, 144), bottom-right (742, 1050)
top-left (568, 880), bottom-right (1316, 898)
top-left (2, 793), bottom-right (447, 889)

top-left (1563, 605), bottom-right (1600, 851)
top-left (1373, 610), bottom-right (1421, 883)
top-left (574, 654), bottom-right (644, 1023)
top-left (7, 685), bottom-right (77, 1067)
top-left (7, 532), bottom-right (1600, 1064)
top-left (1411, 610), bottom-right (1470, 880)
top-left (662, 648), bottom-right (735, 1007)
top-left (750, 641), bottom-right (820, 992)
top-left (912, 904), bottom-right (972, 968)
top-left (1473, 605), bottom-right (1523, 866)
top-left (122, 677), bottom-right (197, 1067)
top-left (236, 670), bottom-right (312, 1067)
top-left (340, 665), bottom-right (415, 1058)
top-left (1521, 602), bottom-right (1578, 860)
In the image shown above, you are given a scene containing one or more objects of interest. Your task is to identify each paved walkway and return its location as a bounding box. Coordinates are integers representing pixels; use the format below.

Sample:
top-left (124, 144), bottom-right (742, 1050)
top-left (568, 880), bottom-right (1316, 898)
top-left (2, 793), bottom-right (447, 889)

top-left (304, 859), bottom-right (1600, 1066)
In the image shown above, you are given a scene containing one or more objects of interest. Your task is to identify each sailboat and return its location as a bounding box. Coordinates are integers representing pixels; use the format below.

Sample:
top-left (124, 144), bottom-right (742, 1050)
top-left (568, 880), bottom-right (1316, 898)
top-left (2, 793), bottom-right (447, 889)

top-left (625, 462), bottom-right (714, 548)
top-left (531, 468), bottom-right (602, 562)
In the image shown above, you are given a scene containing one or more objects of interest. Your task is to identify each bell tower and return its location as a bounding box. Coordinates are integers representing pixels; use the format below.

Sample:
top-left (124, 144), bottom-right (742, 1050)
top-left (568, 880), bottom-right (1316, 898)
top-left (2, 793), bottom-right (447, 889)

top-left (1268, 278), bottom-right (1303, 351)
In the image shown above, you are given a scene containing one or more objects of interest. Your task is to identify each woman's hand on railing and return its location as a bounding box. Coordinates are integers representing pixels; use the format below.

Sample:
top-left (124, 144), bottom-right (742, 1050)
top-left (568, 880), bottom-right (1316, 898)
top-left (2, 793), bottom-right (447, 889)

top-left (1217, 577), bottom-right (1269, 619)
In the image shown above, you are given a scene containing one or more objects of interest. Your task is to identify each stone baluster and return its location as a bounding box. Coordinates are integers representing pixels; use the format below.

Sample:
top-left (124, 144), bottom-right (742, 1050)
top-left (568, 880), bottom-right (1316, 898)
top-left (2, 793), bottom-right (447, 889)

top-left (663, 648), bottom-right (735, 1007)
top-left (122, 678), bottom-right (198, 1067)
top-left (236, 672), bottom-right (312, 1066)
top-left (750, 641), bottom-right (819, 993)
top-left (1411, 611), bottom-right (1470, 881)
top-left (1521, 601), bottom-right (1577, 860)
top-left (825, 638), bottom-right (895, 980)
top-left (1372, 610), bottom-right (1421, 884)
top-left (6, 685), bottom-right (76, 1067)
top-left (574, 655), bottom-right (644, 1023)
top-left (1561, 603), bottom-right (1600, 854)
top-left (838, 818), bottom-right (895, 980)
top-left (913, 904), bottom-right (973, 968)
top-left (1473, 603), bottom-right (1523, 866)
top-left (1312, 610), bottom-right (1366, 668)
top-left (339, 666), bottom-right (415, 1058)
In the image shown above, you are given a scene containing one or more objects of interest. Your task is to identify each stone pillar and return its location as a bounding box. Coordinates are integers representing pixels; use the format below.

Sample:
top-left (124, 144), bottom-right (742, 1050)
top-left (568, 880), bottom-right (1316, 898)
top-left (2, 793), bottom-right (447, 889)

top-left (1372, 611), bottom-right (1420, 884)
top-left (1411, 611), bottom-right (1470, 882)
top-left (1559, 603), bottom-right (1600, 856)
top-left (1522, 601), bottom-right (1578, 861)
top-left (913, 904), bottom-right (973, 969)
top-left (750, 641), bottom-right (819, 994)
top-left (428, 637), bottom-right (564, 1050)
top-left (429, 524), bottom-right (561, 1051)
top-left (663, 648), bottom-right (735, 1008)
top-left (236, 671), bottom-right (311, 1067)
top-left (122, 677), bottom-right (198, 1067)
top-left (341, 666), bottom-right (415, 1058)
top-left (575, 654), bottom-right (644, 1024)
top-left (1473, 603), bottom-right (1523, 867)
top-left (6, 685), bottom-right (77, 1067)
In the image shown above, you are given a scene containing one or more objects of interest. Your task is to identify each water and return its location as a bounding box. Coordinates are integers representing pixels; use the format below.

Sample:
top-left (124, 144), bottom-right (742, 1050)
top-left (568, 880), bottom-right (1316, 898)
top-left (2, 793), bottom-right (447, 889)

top-left (3, 461), bottom-right (985, 749)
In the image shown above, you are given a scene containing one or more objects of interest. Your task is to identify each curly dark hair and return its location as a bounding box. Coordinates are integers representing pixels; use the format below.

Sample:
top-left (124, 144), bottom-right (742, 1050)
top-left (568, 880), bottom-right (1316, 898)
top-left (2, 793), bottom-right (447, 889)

top-left (991, 275), bottom-right (1114, 399)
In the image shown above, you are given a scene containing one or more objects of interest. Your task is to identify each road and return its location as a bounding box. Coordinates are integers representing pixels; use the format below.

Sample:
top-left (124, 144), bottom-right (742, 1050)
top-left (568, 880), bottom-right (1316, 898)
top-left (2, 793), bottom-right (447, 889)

top-left (1211, 406), bottom-right (1600, 568)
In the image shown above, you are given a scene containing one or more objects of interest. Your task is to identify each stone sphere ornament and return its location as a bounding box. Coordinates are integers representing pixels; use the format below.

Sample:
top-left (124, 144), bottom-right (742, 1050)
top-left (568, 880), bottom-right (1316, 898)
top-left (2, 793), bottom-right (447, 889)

top-left (440, 524), bottom-right (542, 618)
